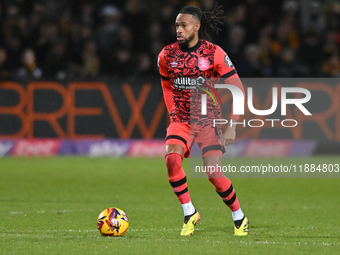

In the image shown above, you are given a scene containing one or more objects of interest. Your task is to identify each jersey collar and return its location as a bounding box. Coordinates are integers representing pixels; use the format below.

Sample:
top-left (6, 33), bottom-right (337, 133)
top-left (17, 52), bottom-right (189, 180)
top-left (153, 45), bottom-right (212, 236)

top-left (179, 39), bottom-right (202, 53)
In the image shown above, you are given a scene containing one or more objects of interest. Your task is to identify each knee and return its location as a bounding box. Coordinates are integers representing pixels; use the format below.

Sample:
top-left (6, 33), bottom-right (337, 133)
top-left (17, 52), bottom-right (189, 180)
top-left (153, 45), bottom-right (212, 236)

top-left (165, 153), bottom-right (182, 171)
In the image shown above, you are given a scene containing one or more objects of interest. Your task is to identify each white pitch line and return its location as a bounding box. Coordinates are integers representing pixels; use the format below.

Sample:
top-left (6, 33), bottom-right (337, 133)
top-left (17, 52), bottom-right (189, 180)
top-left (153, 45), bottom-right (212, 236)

top-left (1, 230), bottom-right (339, 246)
top-left (0, 209), bottom-right (96, 215)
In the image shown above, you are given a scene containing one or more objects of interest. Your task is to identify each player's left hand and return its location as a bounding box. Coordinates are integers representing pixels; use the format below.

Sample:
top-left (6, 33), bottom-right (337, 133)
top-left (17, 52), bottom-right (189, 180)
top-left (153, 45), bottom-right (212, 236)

top-left (221, 124), bottom-right (236, 147)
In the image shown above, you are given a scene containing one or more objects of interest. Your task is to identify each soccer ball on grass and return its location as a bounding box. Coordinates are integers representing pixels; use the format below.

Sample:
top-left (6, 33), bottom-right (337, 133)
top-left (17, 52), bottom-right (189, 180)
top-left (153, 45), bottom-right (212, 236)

top-left (97, 207), bottom-right (129, 236)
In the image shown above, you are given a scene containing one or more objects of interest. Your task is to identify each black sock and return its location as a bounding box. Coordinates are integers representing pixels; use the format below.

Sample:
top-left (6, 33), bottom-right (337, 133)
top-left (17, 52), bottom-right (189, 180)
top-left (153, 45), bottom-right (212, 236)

top-left (184, 210), bottom-right (197, 223)
top-left (234, 216), bottom-right (245, 228)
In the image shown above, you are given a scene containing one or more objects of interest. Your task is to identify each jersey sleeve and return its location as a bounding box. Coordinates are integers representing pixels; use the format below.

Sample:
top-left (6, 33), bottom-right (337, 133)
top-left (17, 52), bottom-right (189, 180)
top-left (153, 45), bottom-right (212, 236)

top-left (214, 46), bottom-right (245, 121)
top-left (158, 49), bottom-right (173, 113)
top-left (214, 45), bottom-right (237, 78)
top-left (158, 48), bottom-right (169, 81)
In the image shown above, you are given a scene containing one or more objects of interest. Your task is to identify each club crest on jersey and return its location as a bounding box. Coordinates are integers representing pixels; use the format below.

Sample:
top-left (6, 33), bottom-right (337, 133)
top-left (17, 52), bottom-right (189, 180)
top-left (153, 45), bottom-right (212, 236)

top-left (171, 61), bottom-right (178, 68)
top-left (198, 57), bottom-right (209, 71)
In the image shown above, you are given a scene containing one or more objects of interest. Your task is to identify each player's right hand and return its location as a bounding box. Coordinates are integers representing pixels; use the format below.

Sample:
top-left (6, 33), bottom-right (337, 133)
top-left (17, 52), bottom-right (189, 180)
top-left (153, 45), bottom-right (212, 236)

top-left (221, 125), bottom-right (236, 147)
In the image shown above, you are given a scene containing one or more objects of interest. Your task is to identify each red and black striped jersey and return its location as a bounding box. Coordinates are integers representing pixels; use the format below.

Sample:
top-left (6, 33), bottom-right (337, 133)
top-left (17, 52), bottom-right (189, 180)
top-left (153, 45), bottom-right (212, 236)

top-left (158, 39), bottom-right (238, 123)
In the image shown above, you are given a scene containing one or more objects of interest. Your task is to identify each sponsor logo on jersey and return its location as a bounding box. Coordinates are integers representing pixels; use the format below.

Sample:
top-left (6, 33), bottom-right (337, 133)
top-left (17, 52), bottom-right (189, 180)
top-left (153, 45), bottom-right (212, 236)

top-left (224, 54), bottom-right (234, 68)
top-left (173, 76), bottom-right (205, 89)
top-left (171, 61), bottom-right (178, 68)
top-left (198, 57), bottom-right (209, 71)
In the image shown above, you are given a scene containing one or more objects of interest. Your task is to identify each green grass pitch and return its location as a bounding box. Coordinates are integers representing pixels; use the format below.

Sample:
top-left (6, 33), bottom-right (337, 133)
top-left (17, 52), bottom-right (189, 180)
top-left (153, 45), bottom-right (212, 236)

top-left (0, 156), bottom-right (339, 254)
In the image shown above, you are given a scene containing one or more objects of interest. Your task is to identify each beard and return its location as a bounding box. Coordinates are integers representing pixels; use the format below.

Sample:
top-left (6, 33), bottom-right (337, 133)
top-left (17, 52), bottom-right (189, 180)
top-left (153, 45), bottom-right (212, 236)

top-left (178, 31), bottom-right (196, 49)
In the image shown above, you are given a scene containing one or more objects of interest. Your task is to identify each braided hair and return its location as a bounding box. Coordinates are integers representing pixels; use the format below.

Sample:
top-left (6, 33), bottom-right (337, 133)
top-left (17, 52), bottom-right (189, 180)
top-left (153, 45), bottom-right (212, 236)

top-left (179, 3), bottom-right (225, 41)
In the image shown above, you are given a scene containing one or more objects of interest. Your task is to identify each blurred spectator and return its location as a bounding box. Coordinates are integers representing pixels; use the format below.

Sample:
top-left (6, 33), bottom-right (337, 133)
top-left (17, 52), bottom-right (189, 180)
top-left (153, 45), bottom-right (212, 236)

top-left (0, 0), bottom-right (339, 79)
top-left (323, 30), bottom-right (339, 57)
top-left (4, 36), bottom-right (22, 72)
top-left (67, 22), bottom-right (84, 70)
top-left (16, 49), bottom-right (42, 79)
top-left (96, 5), bottom-right (121, 56)
top-left (225, 26), bottom-right (246, 65)
top-left (201, 0), bottom-right (214, 12)
top-left (295, 30), bottom-right (322, 76)
top-left (159, 4), bottom-right (177, 45)
top-left (117, 26), bottom-right (134, 50)
top-left (322, 53), bottom-right (340, 77)
top-left (233, 4), bottom-right (247, 26)
top-left (245, 0), bottom-right (273, 43)
top-left (325, 1), bottom-right (340, 31)
top-left (82, 40), bottom-right (100, 77)
top-left (123, 0), bottom-right (150, 52)
top-left (0, 48), bottom-right (10, 80)
top-left (276, 48), bottom-right (299, 77)
top-left (237, 44), bottom-right (265, 77)
top-left (135, 53), bottom-right (155, 75)
top-left (35, 21), bottom-right (60, 63)
top-left (59, 10), bottom-right (72, 36)
top-left (149, 21), bottom-right (164, 63)
top-left (95, 4), bottom-right (122, 74)
top-left (112, 47), bottom-right (135, 76)
top-left (300, 0), bottom-right (325, 34)
top-left (42, 40), bottom-right (68, 79)
top-left (258, 32), bottom-right (274, 76)
top-left (270, 21), bottom-right (299, 57)
top-left (81, 3), bottom-right (95, 27)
